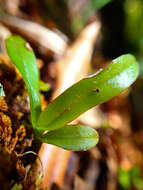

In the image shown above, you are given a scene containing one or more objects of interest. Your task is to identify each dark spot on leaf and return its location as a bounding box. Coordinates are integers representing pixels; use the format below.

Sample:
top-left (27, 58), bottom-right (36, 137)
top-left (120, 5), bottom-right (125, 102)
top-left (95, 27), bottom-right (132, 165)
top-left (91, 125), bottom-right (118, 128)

top-left (92, 89), bottom-right (100, 93)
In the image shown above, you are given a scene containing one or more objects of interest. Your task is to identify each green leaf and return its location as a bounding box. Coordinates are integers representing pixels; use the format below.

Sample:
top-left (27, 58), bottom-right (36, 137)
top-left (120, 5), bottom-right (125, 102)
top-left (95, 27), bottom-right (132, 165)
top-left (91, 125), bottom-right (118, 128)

top-left (118, 168), bottom-right (131, 190)
top-left (11, 184), bottom-right (22, 190)
top-left (5, 35), bottom-right (41, 127)
top-left (39, 80), bottom-right (50, 92)
top-left (39, 125), bottom-right (99, 151)
top-left (37, 54), bottom-right (139, 133)
top-left (0, 83), bottom-right (5, 97)
top-left (92, 0), bottom-right (112, 10)
top-left (131, 167), bottom-right (143, 189)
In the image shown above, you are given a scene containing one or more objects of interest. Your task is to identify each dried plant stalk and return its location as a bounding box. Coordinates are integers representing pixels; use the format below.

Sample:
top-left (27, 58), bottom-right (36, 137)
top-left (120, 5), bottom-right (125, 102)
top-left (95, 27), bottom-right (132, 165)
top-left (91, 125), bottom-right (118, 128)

top-left (0, 13), bottom-right (67, 57)
top-left (38, 21), bottom-right (101, 189)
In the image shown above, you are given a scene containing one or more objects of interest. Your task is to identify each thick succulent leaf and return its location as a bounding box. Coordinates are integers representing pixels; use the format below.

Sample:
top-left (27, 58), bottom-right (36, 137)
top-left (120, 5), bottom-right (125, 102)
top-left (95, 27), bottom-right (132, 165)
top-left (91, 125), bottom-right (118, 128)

top-left (0, 83), bottom-right (5, 97)
top-left (37, 54), bottom-right (139, 132)
top-left (39, 125), bottom-right (99, 151)
top-left (5, 35), bottom-right (41, 127)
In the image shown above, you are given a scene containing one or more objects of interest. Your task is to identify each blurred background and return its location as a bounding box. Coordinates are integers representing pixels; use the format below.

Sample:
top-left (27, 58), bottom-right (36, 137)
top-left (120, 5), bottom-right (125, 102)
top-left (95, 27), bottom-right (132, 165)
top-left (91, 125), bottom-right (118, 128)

top-left (1, 0), bottom-right (143, 190)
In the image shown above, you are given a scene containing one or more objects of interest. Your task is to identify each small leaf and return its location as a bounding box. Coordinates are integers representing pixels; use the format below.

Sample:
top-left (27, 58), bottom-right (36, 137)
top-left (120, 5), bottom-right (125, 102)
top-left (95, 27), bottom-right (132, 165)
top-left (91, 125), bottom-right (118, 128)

top-left (11, 184), bottom-right (22, 190)
top-left (37, 54), bottom-right (139, 133)
top-left (92, 0), bottom-right (112, 10)
top-left (5, 35), bottom-right (41, 127)
top-left (118, 168), bottom-right (131, 190)
top-left (39, 80), bottom-right (50, 92)
top-left (0, 83), bottom-right (5, 97)
top-left (39, 125), bottom-right (99, 151)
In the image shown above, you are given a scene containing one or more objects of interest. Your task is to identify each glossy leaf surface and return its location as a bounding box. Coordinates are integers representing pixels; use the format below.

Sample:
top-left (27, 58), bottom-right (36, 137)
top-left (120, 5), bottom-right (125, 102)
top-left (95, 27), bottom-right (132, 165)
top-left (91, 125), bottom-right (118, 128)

top-left (37, 54), bottom-right (139, 132)
top-left (39, 125), bottom-right (99, 151)
top-left (5, 35), bottom-right (41, 127)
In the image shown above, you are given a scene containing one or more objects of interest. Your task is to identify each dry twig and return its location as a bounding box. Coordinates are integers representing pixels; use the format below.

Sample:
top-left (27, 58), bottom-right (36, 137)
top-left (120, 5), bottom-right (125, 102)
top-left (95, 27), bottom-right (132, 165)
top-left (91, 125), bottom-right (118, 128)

top-left (0, 13), bottom-right (68, 57)
top-left (38, 21), bottom-right (101, 189)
